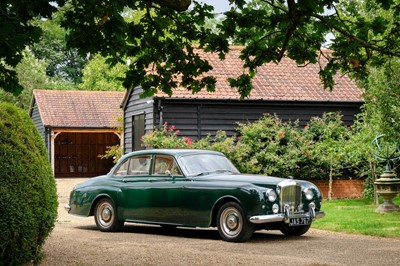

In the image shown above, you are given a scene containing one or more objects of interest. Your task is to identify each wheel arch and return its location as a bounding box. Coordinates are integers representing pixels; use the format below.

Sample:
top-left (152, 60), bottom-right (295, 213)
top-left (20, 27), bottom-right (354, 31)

top-left (89, 194), bottom-right (116, 216)
top-left (210, 196), bottom-right (244, 227)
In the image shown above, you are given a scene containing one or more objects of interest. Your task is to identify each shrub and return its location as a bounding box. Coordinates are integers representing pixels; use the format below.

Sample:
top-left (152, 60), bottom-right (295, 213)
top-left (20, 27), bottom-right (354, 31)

top-left (99, 144), bottom-right (123, 163)
top-left (0, 102), bottom-right (58, 265)
top-left (192, 130), bottom-right (236, 155)
top-left (142, 122), bottom-right (190, 149)
top-left (233, 114), bottom-right (314, 178)
top-left (142, 113), bottom-right (370, 183)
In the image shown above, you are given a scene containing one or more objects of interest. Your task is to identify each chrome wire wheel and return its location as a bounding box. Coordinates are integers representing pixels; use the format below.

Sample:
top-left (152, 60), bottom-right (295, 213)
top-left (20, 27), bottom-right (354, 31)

top-left (217, 202), bottom-right (254, 242)
top-left (94, 198), bottom-right (124, 232)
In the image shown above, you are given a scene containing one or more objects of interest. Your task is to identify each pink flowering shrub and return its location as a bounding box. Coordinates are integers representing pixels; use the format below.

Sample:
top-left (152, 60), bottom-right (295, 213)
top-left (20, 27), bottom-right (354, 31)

top-left (141, 113), bottom-right (369, 181)
top-left (142, 123), bottom-right (189, 149)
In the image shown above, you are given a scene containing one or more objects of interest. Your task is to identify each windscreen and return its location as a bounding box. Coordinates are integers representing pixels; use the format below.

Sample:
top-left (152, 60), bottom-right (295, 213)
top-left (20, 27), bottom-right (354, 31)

top-left (179, 154), bottom-right (239, 176)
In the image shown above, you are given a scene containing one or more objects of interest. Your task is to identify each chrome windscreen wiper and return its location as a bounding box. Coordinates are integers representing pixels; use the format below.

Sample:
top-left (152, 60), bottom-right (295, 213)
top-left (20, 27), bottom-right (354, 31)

top-left (191, 171), bottom-right (211, 177)
top-left (192, 170), bottom-right (233, 177)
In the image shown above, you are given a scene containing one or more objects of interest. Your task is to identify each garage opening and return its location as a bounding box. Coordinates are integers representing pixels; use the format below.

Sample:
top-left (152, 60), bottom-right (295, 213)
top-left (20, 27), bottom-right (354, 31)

top-left (54, 132), bottom-right (120, 178)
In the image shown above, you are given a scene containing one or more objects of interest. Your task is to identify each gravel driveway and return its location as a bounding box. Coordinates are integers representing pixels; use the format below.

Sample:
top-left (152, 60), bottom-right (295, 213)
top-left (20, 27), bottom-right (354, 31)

top-left (41, 178), bottom-right (400, 266)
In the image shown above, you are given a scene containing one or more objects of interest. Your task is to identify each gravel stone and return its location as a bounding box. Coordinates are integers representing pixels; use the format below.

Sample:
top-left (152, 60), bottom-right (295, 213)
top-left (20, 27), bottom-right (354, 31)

top-left (41, 178), bottom-right (400, 266)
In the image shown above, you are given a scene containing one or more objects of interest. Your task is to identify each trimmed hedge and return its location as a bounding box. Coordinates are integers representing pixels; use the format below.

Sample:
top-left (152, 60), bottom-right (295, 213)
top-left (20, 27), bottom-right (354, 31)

top-left (0, 102), bottom-right (58, 265)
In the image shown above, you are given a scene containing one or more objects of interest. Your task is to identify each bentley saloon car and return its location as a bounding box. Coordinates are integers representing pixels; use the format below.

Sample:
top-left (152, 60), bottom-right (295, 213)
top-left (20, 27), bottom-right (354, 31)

top-left (65, 149), bottom-right (325, 242)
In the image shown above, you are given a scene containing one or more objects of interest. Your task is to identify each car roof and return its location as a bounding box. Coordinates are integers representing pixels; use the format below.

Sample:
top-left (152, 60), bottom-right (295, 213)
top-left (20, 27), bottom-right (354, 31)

top-left (121, 149), bottom-right (224, 160)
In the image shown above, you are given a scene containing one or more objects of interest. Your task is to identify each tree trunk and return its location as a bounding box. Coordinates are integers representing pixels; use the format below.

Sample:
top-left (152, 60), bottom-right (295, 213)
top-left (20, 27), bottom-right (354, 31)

top-left (371, 162), bottom-right (379, 205)
top-left (328, 157), bottom-right (333, 200)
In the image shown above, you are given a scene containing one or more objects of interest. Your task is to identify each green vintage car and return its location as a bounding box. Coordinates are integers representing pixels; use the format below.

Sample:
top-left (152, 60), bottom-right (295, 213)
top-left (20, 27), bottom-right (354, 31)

top-left (65, 149), bottom-right (325, 242)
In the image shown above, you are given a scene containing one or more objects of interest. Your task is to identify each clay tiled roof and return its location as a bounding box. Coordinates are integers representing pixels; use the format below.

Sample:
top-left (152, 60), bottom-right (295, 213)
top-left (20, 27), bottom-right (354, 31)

top-left (32, 90), bottom-right (125, 128)
top-left (156, 47), bottom-right (363, 102)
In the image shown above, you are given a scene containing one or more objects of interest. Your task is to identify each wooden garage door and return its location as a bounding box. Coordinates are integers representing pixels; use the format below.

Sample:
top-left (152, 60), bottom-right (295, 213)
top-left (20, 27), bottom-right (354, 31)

top-left (55, 132), bottom-right (120, 178)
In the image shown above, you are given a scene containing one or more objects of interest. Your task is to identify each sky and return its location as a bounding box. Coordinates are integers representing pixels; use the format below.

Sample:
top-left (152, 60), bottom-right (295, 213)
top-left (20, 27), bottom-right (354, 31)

top-left (196, 1), bottom-right (334, 45)
top-left (198, 0), bottom-right (231, 13)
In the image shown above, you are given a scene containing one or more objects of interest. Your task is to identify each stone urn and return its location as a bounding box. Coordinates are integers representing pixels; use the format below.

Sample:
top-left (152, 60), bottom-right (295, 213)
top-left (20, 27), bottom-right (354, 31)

top-left (375, 169), bottom-right (400, 213)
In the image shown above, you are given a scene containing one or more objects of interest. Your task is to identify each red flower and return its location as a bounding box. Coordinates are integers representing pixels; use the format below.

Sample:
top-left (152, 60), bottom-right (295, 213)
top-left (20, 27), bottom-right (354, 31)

top-left (279, 130), bottom-right (285, 138)
top-left (186, 137), bottom-right (193, 146)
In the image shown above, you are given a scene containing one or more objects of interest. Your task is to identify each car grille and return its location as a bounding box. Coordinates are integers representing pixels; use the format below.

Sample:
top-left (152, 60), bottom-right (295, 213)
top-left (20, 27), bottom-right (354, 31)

top-left (278, 180), bottom-right (302, 212)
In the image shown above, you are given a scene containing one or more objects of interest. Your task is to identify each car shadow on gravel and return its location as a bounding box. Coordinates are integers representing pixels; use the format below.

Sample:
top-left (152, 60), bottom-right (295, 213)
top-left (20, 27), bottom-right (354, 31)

top-left (74, 223), bottom-right (314, 242)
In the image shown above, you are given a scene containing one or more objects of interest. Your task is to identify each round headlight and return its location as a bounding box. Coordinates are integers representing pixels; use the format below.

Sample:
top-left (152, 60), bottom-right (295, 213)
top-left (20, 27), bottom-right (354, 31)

top-left (304, 187), bottom-right (314, 200)
top-left (265, 189), bottom-right (277, 202)
top-left (272, 203), bottom-right (279, 214)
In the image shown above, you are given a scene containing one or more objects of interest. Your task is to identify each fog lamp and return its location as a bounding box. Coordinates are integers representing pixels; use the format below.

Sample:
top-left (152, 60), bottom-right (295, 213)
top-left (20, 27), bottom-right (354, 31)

top-left (272, 203), bottom-right (279, 214)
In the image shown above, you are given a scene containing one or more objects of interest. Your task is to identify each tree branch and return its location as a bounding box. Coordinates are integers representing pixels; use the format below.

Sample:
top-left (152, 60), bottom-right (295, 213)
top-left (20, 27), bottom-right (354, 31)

top-left (151, 0), bottom-right (192, 12)
top-left (278, 0), bottom-right (299, 60)
top-left (262, 0), bottom-right (287, 13)
top-left (313, 13), bottom-right (400, 57)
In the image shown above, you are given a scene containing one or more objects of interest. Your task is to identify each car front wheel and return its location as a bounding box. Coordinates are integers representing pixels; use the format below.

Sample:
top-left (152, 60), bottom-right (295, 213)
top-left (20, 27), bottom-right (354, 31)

top-left (280, 224), bottom-right (310, 236)
top-left (94, 198), bottom-right (124, 232)
top-left (217, 202), bottom-right (254, 242)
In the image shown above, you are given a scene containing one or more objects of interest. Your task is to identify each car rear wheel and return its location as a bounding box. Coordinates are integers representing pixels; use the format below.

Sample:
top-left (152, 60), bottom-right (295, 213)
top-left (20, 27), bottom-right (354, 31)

top-left (217, 202), bottom-right (254, 242)
top-left (94, 198), bottom-right (124, 232)
top-left (280, 224), bottom-right (310, 236)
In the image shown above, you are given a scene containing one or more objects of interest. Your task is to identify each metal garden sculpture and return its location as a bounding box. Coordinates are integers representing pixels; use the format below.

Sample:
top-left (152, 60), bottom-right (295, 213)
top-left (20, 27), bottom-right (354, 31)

top-left (371, 134), bottom-right (400, 213)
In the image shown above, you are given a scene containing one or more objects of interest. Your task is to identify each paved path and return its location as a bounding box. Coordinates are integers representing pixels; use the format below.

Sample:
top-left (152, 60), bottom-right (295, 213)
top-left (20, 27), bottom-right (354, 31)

top-left (41, 179), bottom-right (400, 266)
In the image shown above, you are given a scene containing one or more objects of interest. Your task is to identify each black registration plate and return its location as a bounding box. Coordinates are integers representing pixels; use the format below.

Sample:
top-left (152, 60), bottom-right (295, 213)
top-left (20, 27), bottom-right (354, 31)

top-left (289, 217), bottom-right (311, 226)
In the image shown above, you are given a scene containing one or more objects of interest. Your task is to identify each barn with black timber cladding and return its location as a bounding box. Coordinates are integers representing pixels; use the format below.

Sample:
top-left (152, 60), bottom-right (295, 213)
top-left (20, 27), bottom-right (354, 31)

top-left (122, 47), bottom-right (364, 153)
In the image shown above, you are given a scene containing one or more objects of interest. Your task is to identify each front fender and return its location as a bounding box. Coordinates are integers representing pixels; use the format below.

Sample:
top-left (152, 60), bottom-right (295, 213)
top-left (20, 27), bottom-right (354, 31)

top-left (68, 186), bottom-right (121, 217)
top-left (68, 188), bottom-right (94, 217)
top-left (208, 185), bottom-right (266, 226)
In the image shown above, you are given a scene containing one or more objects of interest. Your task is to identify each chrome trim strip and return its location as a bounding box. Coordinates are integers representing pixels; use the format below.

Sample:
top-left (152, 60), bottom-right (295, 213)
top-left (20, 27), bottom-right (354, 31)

top-left (249, 214), bottom-right (285, 223)
top-left (249, 211), bottom-right (325, 224)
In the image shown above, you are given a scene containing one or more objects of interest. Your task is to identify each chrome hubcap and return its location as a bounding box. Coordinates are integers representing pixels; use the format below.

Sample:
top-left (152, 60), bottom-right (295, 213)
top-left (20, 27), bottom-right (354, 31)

top-left (101, 207), bottom-right (112, 222)
top-left (226, 214), bottom-right (238, 230)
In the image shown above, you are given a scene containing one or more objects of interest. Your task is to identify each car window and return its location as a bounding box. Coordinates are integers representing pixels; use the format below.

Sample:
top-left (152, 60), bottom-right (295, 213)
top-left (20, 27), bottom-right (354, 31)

top-left (114, 159), bottom-right (129, 176)
top-left (153, 155), bottom-right (182, 176)
top-left (179, 154), bottom-right (239, 176)
top-left (127, 155), bottom-right (151, 175)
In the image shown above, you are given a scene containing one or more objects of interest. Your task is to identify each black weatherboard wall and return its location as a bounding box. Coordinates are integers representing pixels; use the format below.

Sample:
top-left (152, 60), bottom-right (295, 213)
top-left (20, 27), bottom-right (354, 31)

top-left (123, 87), bottom-right (363, 153)
top-left (154, 98), bottom-right (362, 140)
top-left (122, 47), bottom-right (364, 153)
top-left (123, 87), bottom-right (155, 153)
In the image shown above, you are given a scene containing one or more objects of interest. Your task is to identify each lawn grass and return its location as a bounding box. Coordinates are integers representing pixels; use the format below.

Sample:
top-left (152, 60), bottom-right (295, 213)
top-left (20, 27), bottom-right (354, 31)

top-left (312, 196), bottom-right (400, 237)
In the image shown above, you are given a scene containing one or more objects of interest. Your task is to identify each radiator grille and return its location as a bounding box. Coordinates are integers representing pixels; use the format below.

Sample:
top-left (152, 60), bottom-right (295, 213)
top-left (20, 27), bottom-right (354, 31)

top-left (279, 180), bottom-right (302, 212)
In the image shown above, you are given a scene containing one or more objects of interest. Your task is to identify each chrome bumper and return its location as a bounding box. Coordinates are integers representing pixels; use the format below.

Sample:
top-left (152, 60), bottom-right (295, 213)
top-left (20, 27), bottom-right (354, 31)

top-left (64, 204), bottom-right (71, 213)
top-left (249, 210), bottom-right (325, 224)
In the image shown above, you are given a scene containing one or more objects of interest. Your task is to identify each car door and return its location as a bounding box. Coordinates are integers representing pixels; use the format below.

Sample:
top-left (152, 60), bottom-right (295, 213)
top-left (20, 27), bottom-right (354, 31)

top-left (116, 155), bottom-right (153, 221)
top-left (118, 154), bottom-right (184, 224)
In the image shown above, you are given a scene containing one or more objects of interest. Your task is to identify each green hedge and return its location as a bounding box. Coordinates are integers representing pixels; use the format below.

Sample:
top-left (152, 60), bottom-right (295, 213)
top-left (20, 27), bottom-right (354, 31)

top-left (0, 102), bottom-right (58, 265)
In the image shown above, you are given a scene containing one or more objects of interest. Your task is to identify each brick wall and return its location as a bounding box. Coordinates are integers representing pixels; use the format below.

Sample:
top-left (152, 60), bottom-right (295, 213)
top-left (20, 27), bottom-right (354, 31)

top-left (308, 180), bottom-right (365, 199)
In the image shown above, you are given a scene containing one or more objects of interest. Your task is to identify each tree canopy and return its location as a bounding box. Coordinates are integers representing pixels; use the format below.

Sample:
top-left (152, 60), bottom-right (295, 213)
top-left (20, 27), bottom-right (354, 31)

top-left (0, 0), bottom-right (66, 95)
top-left (1, 0), bottom-right (399, 98)
top-left (31, 16), bottom-right (85, 85)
